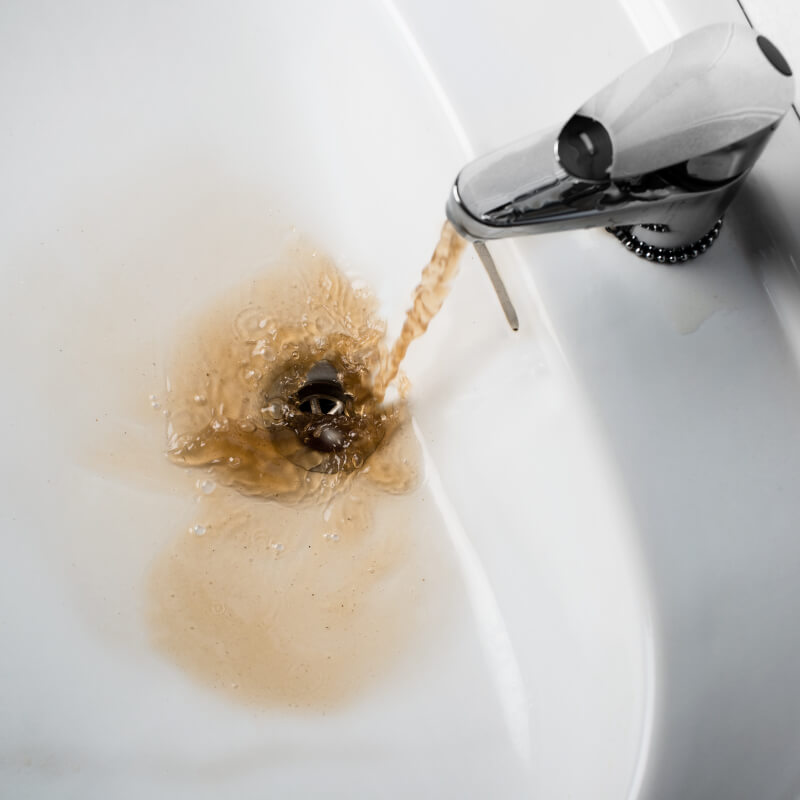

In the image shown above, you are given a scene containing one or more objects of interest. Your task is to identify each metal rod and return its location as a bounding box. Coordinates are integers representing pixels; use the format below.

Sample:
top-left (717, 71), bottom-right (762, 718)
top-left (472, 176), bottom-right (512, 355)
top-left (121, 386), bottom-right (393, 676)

top-left (473, 241), bottom-right (519, 331)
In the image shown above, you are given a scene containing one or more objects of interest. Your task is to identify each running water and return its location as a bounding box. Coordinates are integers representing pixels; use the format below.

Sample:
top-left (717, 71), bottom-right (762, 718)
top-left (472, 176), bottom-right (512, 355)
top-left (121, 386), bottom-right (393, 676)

top-left (148, 240), bottom-right (461, 709)
top-left (373, 221), bottom-right (466, 400)
top-left (146, 223), bottom-right (467, 709)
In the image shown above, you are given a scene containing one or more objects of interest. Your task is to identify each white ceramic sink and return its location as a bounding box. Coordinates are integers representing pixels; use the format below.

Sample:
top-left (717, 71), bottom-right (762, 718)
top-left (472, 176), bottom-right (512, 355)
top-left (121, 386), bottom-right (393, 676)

top-left (2, 1), bottom-right (799, 798)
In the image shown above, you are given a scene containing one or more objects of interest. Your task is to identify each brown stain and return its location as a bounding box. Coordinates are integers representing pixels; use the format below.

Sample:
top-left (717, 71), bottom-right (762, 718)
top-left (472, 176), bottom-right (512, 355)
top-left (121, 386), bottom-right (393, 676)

top-left (163, 244), bottom-right (401, 498)
top-left (148, 229), bottom-right (465, 709)
top-left (147, 474), bottom-right (438, 709)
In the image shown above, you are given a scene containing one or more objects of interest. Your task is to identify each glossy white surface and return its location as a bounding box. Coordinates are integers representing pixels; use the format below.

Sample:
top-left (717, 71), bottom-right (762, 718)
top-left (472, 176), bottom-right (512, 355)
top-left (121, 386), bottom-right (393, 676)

top-left (0, 1), bottom-right (650, 798)
top-left (396, 0), bottom-right (800, 797)
top-left (2, 0), bottom-right (799, 798)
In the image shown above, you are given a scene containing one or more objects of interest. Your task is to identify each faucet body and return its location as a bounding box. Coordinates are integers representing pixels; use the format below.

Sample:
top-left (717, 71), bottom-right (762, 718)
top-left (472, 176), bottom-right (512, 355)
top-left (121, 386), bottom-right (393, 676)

top-left (447, 24), bottom-right (794, 253)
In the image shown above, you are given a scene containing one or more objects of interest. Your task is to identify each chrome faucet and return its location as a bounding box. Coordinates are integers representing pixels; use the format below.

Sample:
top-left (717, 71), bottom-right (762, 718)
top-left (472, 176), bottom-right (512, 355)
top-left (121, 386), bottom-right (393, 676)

top-left (447, 23), bottom-right (794, 276)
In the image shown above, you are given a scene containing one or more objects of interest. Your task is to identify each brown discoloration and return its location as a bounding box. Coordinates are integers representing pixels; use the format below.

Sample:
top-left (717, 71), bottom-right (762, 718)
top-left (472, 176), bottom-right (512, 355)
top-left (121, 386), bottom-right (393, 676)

top-left (147, 237), bottom-right (461, 709)
top-left (148, 483), bottom-right (438, 709)
top-left (162, 245), bottom-right (401, 499)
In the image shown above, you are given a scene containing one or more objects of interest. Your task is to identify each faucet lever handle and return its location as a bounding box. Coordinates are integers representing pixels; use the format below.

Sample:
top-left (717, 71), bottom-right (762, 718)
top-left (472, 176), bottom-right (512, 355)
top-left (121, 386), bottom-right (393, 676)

top-left (568, 24), bottom-right (794, 182)
top-left (446, 23), bottom-right (794, 250)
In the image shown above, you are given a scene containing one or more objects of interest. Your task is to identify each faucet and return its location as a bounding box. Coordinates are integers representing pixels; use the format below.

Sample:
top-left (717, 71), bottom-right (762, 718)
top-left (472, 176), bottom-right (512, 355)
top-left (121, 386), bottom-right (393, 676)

top-left (446, 23), bottom-right (794, 296)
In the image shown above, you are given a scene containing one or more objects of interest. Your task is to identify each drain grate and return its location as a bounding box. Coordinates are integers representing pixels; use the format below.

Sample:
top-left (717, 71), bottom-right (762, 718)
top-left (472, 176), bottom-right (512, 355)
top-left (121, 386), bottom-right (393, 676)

top-left (265, 359), bottom-right (386, 473)
top-left (295, 362), bottom-right (347, 419)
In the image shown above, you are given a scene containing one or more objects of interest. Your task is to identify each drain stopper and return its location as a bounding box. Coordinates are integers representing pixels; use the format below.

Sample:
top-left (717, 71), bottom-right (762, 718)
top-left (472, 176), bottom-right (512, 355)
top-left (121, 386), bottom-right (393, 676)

top-left (267, 359), bottom-right (385, 473)
top-left (295, 361), bottom-right (347, 424)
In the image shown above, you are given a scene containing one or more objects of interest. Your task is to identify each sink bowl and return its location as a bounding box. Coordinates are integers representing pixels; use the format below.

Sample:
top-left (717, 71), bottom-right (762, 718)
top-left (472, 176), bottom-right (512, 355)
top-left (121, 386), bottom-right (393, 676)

top-left (1, 1), bottom-right (799, 798)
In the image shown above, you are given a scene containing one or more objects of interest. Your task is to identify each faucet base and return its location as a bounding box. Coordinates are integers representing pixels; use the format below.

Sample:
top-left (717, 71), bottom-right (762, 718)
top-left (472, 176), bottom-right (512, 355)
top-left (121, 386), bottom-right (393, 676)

top-left (606, 219), bottom-right (723, 264)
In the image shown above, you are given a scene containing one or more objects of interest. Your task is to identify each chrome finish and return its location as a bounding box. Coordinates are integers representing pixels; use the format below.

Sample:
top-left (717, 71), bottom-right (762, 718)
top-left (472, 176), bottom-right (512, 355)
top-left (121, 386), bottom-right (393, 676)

top-left (608, 218), bottom-right (723, 263)
top-left (473, 242), bottom-right (519, 330)
top-left (446, 24), bottom-right (794, 253)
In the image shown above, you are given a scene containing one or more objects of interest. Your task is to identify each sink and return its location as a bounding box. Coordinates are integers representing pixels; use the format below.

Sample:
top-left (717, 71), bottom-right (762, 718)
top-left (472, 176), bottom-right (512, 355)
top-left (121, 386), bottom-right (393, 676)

top-left (1, 1), bottom-right (799, 798)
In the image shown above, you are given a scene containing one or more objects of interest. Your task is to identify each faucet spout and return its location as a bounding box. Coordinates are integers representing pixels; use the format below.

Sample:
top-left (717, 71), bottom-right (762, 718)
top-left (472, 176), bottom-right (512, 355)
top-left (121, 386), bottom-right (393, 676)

top-left (447, 23), bottom-right (794, 258)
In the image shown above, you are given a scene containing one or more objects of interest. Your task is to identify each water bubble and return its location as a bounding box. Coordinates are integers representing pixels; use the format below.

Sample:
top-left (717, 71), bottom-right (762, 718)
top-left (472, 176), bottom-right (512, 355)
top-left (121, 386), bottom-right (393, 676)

top-left (149, 394), bottom-right (161, 410)
top-left (227, 456), bottom-right (241, 468)
top-left (210, 416), bottom-right (229, 432)
top-left (234, 307), bottom-right (268, 342)
top-left (262, 399), bottom-right (285, 421)
top-left (197, 478), bottom-right (216, 495)
top-left (190, 524), bottom-right (207, 537)
top-left (271, 542), bottom-right (284, 553)
top-left (193, 394), bottom-right (207, 405)
top-left (252, 340), bottom-right (275, 361)
top-left (323, 533), bottom-right (340, 542)
top-left (236, 419), bottom-right (257, 432)
top-left (258, 318), bottom-right (268, 329)
top-left (352, 453), bottom-right (363, 468)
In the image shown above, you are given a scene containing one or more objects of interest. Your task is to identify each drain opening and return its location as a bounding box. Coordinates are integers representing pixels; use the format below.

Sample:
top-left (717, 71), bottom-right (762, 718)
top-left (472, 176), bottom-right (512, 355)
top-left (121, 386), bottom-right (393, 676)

top-left (295, 362), bottom-right (347, 418)
top-left (266, 358), bottom-right (385, 473)
top-left (297, 394), bottom-right (345, 416)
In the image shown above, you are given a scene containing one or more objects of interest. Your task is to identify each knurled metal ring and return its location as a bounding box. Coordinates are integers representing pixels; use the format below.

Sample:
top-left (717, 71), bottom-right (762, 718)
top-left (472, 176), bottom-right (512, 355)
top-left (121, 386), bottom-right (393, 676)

top-left (606, 219), bottom-right (723, 263)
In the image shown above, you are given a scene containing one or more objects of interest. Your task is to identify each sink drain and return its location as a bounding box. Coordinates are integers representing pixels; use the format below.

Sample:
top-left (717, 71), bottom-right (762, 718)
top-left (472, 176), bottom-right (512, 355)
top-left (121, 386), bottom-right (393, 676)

top-left (295, 361), bottom-right (347, 424)
top-left (266, 359), bottom-right (385, 474)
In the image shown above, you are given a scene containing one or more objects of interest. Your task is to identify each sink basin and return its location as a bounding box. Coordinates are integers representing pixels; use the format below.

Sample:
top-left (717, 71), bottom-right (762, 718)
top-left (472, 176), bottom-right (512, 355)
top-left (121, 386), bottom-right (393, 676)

top-left (1, 1), bottom-right (799, 798)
